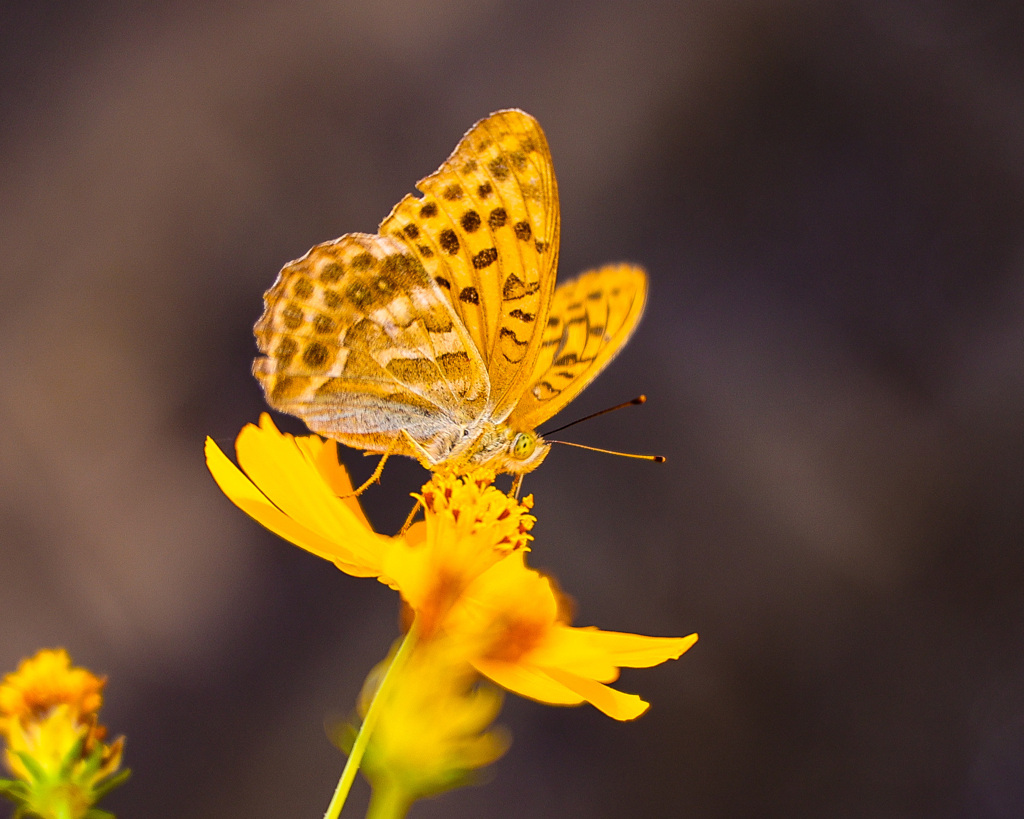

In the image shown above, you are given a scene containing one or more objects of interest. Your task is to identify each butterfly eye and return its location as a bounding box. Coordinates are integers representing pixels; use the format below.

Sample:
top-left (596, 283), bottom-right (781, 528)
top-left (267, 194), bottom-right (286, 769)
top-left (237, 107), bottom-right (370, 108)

top-left (511, 432), bottom-right (537, 460)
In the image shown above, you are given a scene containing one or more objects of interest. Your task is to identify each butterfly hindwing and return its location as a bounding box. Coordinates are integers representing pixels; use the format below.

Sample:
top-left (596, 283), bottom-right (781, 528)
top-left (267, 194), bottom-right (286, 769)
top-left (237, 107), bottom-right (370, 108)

top-left (380, 109), bottom-right (560, 421)
top-left (253, 233), bottom-right (489, 461)
top-left (508, 264), bottom-right (647, 432)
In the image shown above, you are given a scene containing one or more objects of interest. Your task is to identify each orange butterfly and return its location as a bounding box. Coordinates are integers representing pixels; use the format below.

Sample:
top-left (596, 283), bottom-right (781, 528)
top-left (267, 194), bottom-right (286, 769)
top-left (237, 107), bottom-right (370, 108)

top-left (253, 110), bottom-right (646, 491)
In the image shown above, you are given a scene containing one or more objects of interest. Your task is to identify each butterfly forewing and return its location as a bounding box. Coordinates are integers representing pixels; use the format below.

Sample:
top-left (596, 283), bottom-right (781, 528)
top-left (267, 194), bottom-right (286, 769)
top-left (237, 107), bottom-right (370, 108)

top-left (380, 109), bottom-right (560, 421)
top-left (253, 232), bottom-right (488, 460)
top-left (509, 264), bottom-right (648, 432)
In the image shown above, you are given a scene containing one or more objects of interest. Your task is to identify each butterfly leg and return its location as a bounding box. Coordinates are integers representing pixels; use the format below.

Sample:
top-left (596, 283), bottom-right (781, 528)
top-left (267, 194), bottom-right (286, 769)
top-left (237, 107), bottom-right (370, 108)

top-left (397, 497), bottom-right (423, 536)
top-left (339, 435), bottom-right (402, 498)
top-left (399, 428), bottom-right (436, 471)
top-left (510, 474), bottom-right (524, 499)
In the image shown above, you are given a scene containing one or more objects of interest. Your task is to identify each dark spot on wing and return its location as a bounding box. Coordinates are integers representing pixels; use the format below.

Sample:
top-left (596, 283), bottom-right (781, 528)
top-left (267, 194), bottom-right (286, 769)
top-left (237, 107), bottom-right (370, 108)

top-left (488, 157), bottom-right (509, 180)
top-left (500, 327), bottom-right (529, 346)
top-left (488, 207), bottom-right (508, 229)
top-left (503, 273), bottom-right (526, 299)
top-left (345, 281), bottom-right (373, 309)
top-left (459, 287), bottom-right (480, 305)
top-left (442, 183), bottom-right (463, 201)
top-left (439, 228), bottom-right (460, 255)
top-left (302, 342), bottom-right (331, 368)
top-left (275, 337), bottom-right (298, 365)
top-left (420, 202), bottom-right (438, 218)
top-left (472, 248), bottom-right (498, 269)
top-left (477, 182), bottom-right (493, 198)
top-left (320, 262), bottom-right (344, 283)
top-left (513, 221), bottom-right (532, 241)
top-left (460, 210), bottom-right (481, 233)
top-left (509, 309), bottom-right (535, 322)
top-left (270, 375), bottom-right (300, 401)
top-left (351, 252), bottom-right (375, 272)
top-left (282, 304), bottom-right (304, 329)
top-left (381, 253), bottom-right (423, 281)
top-left (313, 314), bottom-right (336, 334)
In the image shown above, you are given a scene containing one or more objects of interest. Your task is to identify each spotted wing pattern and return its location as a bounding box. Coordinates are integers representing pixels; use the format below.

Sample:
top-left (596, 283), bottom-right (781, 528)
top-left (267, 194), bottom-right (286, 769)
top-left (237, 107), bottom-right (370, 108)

top-left (508, 264), bottom-right (648, 432)
top-left (379, 109), bottom-right (559, 421)
top-left (253, 232), bottom-right (489, 462)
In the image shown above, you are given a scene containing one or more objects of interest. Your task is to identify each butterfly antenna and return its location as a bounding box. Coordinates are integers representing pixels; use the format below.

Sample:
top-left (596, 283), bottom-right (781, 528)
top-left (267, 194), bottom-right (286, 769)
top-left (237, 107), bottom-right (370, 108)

top-left (548, 440), bottom-right (665, 462)
top-left (541, 395), bottom-right (648, 437)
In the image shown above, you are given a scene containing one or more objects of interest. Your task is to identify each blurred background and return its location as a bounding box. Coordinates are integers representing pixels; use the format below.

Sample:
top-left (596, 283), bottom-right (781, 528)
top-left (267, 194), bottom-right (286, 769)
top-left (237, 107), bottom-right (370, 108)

top-left (2, 1), bottom-right (1023, 816)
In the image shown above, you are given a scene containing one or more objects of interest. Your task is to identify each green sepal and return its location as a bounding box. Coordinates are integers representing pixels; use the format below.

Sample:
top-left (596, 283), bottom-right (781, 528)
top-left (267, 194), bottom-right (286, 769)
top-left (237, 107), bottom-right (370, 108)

top-left (12, 752), bottom-right (46, 783)
top-left (90, 768), bottom-right (130, 801)
top-left (0, 778), bottom-right (30, 805)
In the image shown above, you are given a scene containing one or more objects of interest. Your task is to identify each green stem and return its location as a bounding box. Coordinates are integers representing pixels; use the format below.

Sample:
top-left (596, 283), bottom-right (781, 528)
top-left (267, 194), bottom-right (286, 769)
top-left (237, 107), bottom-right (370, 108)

top-left (322, 624), bottom-right (420, 819)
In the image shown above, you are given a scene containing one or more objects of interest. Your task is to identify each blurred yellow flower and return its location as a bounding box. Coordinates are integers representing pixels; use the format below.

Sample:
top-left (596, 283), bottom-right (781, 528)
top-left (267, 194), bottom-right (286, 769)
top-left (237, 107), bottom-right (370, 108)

top-left (0, 649), bottom-right (103, 734)
top-left (351, 639), bottom-right (508, 811)
top-left (0, 649), bottom-right (126, 819)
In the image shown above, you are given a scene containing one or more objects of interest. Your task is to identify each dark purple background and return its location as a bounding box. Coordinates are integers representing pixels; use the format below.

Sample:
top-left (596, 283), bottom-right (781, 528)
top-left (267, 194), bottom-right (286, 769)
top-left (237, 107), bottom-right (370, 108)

top-left (2, 1), bottom-right (1023, 816)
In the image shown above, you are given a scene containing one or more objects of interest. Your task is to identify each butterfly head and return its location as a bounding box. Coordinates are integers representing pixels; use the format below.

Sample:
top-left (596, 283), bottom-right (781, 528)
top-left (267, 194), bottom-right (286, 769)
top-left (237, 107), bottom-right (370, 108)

top-left (453, 423), bottom-right (550, 475)
top-left (506, 429), bottom-right (550, 472)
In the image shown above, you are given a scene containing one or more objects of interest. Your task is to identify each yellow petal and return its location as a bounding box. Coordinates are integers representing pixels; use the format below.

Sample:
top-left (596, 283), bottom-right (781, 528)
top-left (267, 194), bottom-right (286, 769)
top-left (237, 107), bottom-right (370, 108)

top-left (307, 434), bottom-right (371, 528)
top-left (533, 628), bottom-right (698, 676)
top-left (205, 436), bottom-right (385, 576)
top-left (236, 418), bottom-right (375, 549)
top-left (543, 667), bottom-right (650, 721)
top-left (524, 628), bottom-right (621, 681)
top-left (471, 658), bottom-right (584, 706)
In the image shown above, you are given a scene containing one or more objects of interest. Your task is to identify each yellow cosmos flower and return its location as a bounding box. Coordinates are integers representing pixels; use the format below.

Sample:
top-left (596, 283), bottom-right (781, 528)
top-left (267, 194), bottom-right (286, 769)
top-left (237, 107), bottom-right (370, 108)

top-left (207, 418), bottom-right (696, 721)
top-left (0, 649), bottom-right (127, 819)
top-left (205, 414), bottom-right (391, 579)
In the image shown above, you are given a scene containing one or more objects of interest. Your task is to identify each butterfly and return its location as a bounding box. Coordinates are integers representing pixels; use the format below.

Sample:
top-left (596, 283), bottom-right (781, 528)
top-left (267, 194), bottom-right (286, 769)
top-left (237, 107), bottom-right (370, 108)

top-left (253, 109), bottom-right (646, 492)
